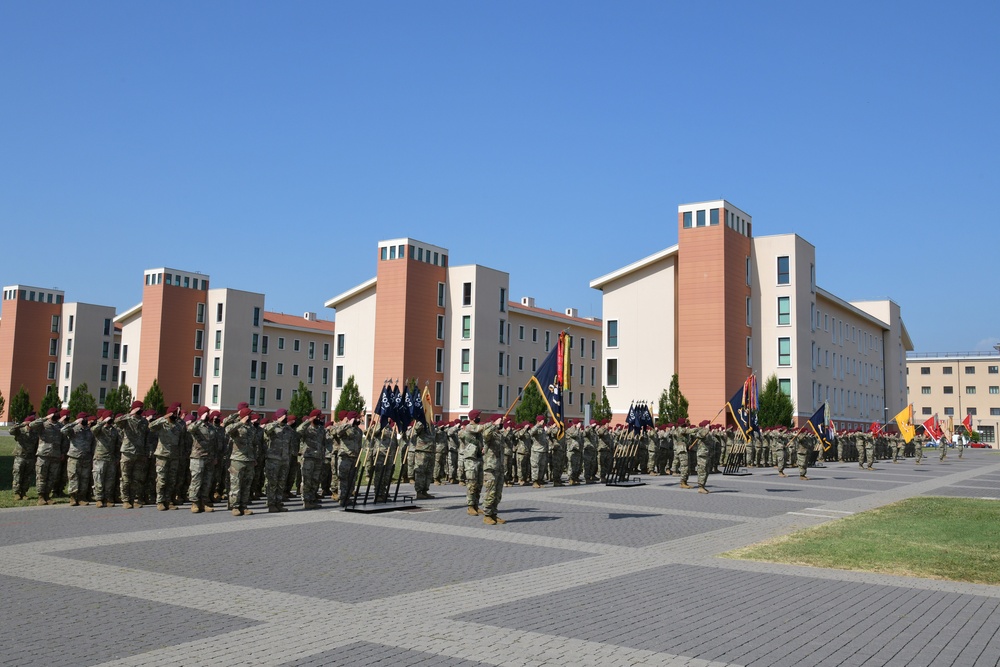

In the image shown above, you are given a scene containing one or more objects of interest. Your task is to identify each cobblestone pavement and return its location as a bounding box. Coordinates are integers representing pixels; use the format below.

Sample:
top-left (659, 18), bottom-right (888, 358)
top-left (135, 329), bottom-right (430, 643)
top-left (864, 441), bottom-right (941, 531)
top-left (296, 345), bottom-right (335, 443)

top-left (2, 451), bottom-right (999, 666)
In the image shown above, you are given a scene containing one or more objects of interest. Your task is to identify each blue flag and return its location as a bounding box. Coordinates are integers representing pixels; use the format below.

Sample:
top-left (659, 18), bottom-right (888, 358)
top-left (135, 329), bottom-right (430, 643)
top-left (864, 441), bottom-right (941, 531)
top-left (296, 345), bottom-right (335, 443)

top-left (726, 387), bottom-right (750, 440)
top-left (530, 339), bottom-right (565, 430)
top-left (807, 404), bottom-right (832, 450)
top-left (375, 385), bottom-right (392, 428)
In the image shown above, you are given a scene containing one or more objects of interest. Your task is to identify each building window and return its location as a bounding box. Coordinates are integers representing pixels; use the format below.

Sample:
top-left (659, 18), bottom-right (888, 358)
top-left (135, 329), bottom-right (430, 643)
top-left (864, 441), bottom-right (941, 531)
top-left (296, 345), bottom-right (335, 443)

top-left (196, 303), bottom-right (205, 324)
top-left (437, 315), bottom-right (444, 340)
top-left (249, 387), bottom-right (257, 406)
top-left (463, 282), bottom-right (472, 306)
top-left (460, 382), bottom-right (470, 406)
top-left (746, 257), bottom-right (752, 286)
top-left (989, 366), bottom-right (998, 374)
top-left (103, 318), bottom-right (112, 336)
top-left (251, 333), bottom-right (258, 354)
top-left (262, 336), bottom-right (269, 355)
top-left (606, 359), bottom-right (618, 386)
top-left (746, 297), bottom-right (752, 326)
top-left (293, 339), bottom-right (300, 352)
top-left (499, 319), bottom-right (505, 344)
top-left (778, 379), bottom-right (791, 397)
top-left (214, 331), bottom-right (222, 350)
top-left (216, 303), bottom-right (223, 323)
top-left (66, 338), bottom-right (72, 356)
top-left (193, 358), bottom-right (202, 378)
top-left (607, 320), bottom-right (618, 348)
top-left (68, 315), bottom-right (74, 332)
top-left (922, 407), bottom-right (932, 415)
top-left (435, 381), bottom-right (443, 406)
top-left (965, 366), bottom-right (976, 375)
top-left (277, 362), bottom-right (283, 375)
top-left (531, 358), bottom-right (537, 372)
top-left (943, 386), bottom-right (953, 394)
top-left (518, 356), bottom-right (524, 371)
top-left (682, 211), bottom-right (692, 228)
top-left (921, 386), bottom-right (931, 394)
top-left (777, 297), bottom-right (791, 326)
top-left (777, 256), bottom-right (790, 285)
top-left (992, 408), bottom-right (1000, 416)
top-left (990, 386), bottom-right (999, 394)
top-left (292, 364), bottom-right (299, 377)
top-left (436, 348), bottom-right (444, 373)
top-left (64, 362), bottom-right (70, 379)
top-left (250, 360), bottom-right (258, 380)
top-left (438, 283), bottom-right (446, 307)
top-left (461, 349), bottom-right (470, 372)
top-left (213, 358), bottom-right (220, 377)
top-left (499, 287), bottom-right (506, 312)
top-left (307, 366), bottom-right (314, 384)
top-left (275, 388), bottom-right (282, 402)
top-left (944, 407), bottom-right (954, 416)
top-left (591, 367), bottom-right (595, 385)
top-left (322, 367), bottom-right (328, 385)
top-left (259, 388), bottom-right (266, 406)
top-left (591, 339), bottom-right (596, 360)
top-left (966, 386), bottom-right (976, 394)
top-left (498, 351), bottom-right (505, 376)
top-left (498, 384), bottom-right (505, 408)
top-left (746, 337), bottom-right (753, 367)
top-left (51, 315), bottom-right (59, 333)
top-left (696, 210), bottom-right (706, 227)
top-left (47, 362), bottom-right (55, 380)
top-left (49, 339), bottom-right (58, 356)
top-left (518, 325), bottom-right (524, 340)
top-left (323, 343), bottom-right (329, 361)
top-left (462, 316), bottom-right (471, 339)
top-left (99, 387), bottom-right (107, 405)
top-left (335, 366), bottom-right (344, 388)
top-left (336, 334), bottom-right (345, 356)
top-left (532, 328), bottom-right (538, 343)
top-left (778, 338), bottom-right (791, 366)
top-left (308, 341), bottom-right (315, 360)
top-left (260, 362), bottom-right (267, 380)
top-left (278, 337), bottom-right (285, 350)
top-left (195, 330), bottom-right (204, 351)
top-left (709, 208), bottom-right (719, 226)
top-left (545, 331), bottom-right (551, 352)
top-left (942, 366), bottom-right (952, 375)
top-left (967, 407), bottom-right (977, 416)
top-left (920, 367), bottom-right (930, 375)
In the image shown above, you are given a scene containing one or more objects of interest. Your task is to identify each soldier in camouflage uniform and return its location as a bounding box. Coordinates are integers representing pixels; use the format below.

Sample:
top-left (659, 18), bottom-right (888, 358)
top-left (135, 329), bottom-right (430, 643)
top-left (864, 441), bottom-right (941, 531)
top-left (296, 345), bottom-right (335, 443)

top-left (482, 415), bottom-right (506, 524)
top-left (675, 422), bottom-right (693, 488)
top-left (150, 403), bottom-right (185, 510)
top-left (858, 430), bottom-right (876, 469)
top-left (529, 415), bottom-right (549, 488)
top-left (462, 411), bottom-right (485, 514)
top-left (548, 420), bottom-right (566, 486)
top-left (596, 420), bottom-right (613, 482)
top-left (225, 407), bottom-right (257, 516)
top-left (797, 429), bottom-right (816, 480)
top-left (262, 408), bottom-right (294, 512)
top-left (433, 421), bottom-right (449, 485)
top-left (582, 422), bottom-right (599, 483)
top-left (187, 406), bottom-right (218, 513)
top-left (61, 412), bottom-right (95, 506)
top-left (513, 421), bottom-right (531, 485)
top-left (565, 419), bottom-right (584, 485)
top-left (90, 411), bottom-right (120, 507)
top-left (503, 421), bottom-right (517, 486)
top-left (446, 420), bottom-right (462, 484)
top-left (336, 412), bottom-right (364, 506)
top-left (30, 409), bottom-right (69, 505)
top-left (693, 421), bottom-right (713, 493)
top-left (297, 409), bottom-right (327, 509)
top-left (115, 402), bottom-right (149, 508)
top-left (409, 418), bottom-right (437, 500)
top-left (771, 427), bottom-right (789, 477)
top-left (939, 430), bottom-right (951, 461)
top-left (9, 414), bottom-right (38, 500)
top-left (285, 414), bottom-right (300, 498)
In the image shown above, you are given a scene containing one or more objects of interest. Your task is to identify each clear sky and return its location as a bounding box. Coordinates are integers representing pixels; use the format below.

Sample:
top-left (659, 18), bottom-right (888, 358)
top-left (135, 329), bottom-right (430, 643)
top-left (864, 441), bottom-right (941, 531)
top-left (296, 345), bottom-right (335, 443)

top-left (2, 1), bottom-right (998, 353)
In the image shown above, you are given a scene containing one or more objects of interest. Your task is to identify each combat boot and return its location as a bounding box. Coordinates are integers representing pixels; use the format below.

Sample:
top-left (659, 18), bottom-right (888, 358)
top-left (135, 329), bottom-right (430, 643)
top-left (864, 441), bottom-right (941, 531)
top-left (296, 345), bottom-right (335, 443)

top-left (232, 508), bottom-right (243, 516)
top-left (191, 501), bottom-right (204, 514)
top-left (415, 492), bottom-right (435, 500)
top-left (778, 471), bottom-right (787, 478)
top-left (698, 486), bottom-right (710, 494)
top-left (467, 506), bottom-right (479, 516)
top-left (242, 508), bottom-right (254, 516)
top-left (679, 481), bottom-right (692, 489)
top-left (37, 498), bottom-right (47, 506)
top-left (532, 482), bottom-right (542, 488)
top-left (483, 515), bottom-right (497, 525)
top-left (13, 493), bottom-right (23, 501)
top-left (69, 494), bottom-right (79, 507)
top-left (800, 475), bottom-right (810, 480)
top-left (157, 503), bottom-right (168, 511)
top-left (95, 500), bottom-right (105, 508)
top-left (168, 503), bottom-right (179, 510)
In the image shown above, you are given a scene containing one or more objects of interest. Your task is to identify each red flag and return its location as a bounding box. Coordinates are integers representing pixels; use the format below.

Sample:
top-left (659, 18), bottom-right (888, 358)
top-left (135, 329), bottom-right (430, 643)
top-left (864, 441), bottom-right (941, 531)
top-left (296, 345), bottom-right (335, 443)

top-left (962, 414), bottom-right (973, 434)
top-left (869, 421), bottom-right (882, 436)
top-left (923, 416), bottom-right (942, 441)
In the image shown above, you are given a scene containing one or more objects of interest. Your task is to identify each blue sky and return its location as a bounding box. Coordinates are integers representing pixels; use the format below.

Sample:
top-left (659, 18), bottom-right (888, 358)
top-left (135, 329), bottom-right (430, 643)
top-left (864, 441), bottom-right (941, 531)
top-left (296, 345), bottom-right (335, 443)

top-left (2, 1), bottom-right (998, 353)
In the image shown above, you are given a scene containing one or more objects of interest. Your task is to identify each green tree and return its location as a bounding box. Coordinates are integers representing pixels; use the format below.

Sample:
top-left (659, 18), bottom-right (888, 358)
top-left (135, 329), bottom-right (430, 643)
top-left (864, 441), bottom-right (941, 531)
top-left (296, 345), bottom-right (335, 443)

top-left (757, 374), bottom-right (794, 428)
top-left (40, 384), bottom-right (62, 414)
top-left (515, 381), bottom-right (549, 423)
top-left (67, 383), bottom-right (98, 418)
top-left (143, 379), bottom-right (166, 416)
top-left (289, 380), bottom-right (316, 418)
top-left (657, 373), bottom-right (689, 425)
top-left (334, 375), bottom-right (367, 417)
top-left (588, 386), bottom-right (612, 422)
top-left (104, 384), bottom-right (133, 415)
top-left (9, 386), bottom-right (34, 423)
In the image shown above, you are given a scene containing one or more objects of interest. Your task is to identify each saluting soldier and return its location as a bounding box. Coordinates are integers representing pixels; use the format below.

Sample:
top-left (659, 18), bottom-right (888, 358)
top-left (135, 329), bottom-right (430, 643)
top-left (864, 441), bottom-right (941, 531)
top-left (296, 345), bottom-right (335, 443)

top-left (9, 414), bottom-right (39, 501)
top-left (61, 412), bottom-right (95, 506)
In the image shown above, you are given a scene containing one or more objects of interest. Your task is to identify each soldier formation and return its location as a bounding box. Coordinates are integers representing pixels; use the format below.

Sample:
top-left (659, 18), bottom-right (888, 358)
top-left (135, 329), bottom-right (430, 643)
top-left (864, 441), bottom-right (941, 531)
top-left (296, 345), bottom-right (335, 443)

top-left (7, 405), bottom-right (946, 522)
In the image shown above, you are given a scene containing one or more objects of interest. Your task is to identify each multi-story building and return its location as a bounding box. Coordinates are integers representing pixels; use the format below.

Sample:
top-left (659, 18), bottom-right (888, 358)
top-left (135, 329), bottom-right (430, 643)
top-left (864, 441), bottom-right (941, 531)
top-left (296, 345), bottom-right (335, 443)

top-left (906, 351), bottom-right (1000, 444)
top-left (0, 285), bottom-right (119, 422)
top-left (590, 200), bottom-right (913, 428)
top-left (116, 268), bottom-right (335, 415)
top-left (325, 238), bottom-right (601, 421)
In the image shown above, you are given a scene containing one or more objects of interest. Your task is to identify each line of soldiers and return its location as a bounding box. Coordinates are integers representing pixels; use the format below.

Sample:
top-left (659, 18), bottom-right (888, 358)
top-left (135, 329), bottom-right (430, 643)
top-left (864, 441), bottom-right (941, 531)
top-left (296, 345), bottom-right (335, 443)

top-left (7, 403), bottom-right (943, 518)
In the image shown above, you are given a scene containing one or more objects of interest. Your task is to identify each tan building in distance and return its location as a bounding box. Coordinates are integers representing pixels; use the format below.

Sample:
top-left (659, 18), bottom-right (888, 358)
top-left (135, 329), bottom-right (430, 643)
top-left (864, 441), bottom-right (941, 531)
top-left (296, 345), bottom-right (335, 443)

top-left (326, 238), bottom-right (601, 421)
top-left (906, 351), bottom-right (1000, 445)
top-left (591, 200), bottom-right (913, 428)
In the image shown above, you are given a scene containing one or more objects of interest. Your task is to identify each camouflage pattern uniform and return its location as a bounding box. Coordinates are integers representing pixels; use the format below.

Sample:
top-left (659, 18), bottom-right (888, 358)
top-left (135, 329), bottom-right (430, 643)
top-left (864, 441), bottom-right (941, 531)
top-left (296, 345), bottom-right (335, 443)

top-left (225, 415), bottom-right (257, 515)
top-left (149, 414), bottom-right (185, 509)
top-left (461, 421), bottom-right (485, 512)
top-left (858, 432), bottom-right (875, 469)
top-left (548, 423), bottom-right (566, 485)
top-left (771, 428), bottom-right (789, 476)
top-left (481, 419), bottom-right (505, 523)
top-left (446, 422), bottom-right (462, 483)
top-left (798, 431), bottom-right (816, 479)
top-left (675, 425), bottom-right (692, 487)
top-left (336, 419), bottom-right (363, 505)
top-left (187, 413), bottom-right (219, 512)
top-left (528, 419), bottom-right (549, 487)
top-left (914, 434), bottom-right (925, 464)
top-left (9, 418), bottom-right (38, 499)
top-left (115, 411), bottom-right (149, 508)
top-left (596, 421), bottom-right (613, 482)
top-left (30, 414), bottom-right (68, 504)
top-left (61, 418), bottom-right (95, 505)
top-left (90, 415), bottom-right (120, 507)
top-left (297, 414), bottom-right (327, 508)
top-left (515, 423), bottom-right (532, 485)
top-left (410, 420), bottom-right (437, 499)
top-left (434, 425), bottom-right (449, 484)
top-left (583, 423), bottom-right (599, 482)
top-left (565, 421), bottom-right (584, 485)
top-left (263, 417), bottom-right (294, 511)
top-left (695, 424), bottom-right (713, 492)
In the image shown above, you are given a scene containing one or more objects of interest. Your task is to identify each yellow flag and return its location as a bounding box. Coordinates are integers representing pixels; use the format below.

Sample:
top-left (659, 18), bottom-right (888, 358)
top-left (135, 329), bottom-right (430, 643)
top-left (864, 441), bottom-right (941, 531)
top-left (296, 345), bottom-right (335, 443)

top-left (894, 404), bottom-right (915, 443)
top-left (421, 385), bottom-right (434, 424)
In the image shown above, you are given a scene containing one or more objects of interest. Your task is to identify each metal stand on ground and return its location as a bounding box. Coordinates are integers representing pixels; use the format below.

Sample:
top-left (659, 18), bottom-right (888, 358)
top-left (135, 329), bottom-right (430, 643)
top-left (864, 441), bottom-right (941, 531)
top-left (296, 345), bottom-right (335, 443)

top-left (344, 442), bottom-right (415, 513)
top-left (722, 440), bottom-right (752, 476)
top-left (605, 439), bottom-right (645, 487)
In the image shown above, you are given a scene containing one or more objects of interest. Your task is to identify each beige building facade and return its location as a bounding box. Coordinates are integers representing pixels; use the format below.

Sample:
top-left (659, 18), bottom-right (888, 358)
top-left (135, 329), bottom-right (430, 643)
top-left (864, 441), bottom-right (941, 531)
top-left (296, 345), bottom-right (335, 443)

top-left (906, 352), bottom-right (1000, 444)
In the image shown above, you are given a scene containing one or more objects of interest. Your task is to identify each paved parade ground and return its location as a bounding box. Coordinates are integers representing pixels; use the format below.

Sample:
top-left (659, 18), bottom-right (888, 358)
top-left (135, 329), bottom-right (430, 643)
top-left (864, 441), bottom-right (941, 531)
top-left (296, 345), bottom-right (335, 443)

top-left (2, 452), bottom-right (1000, 667)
